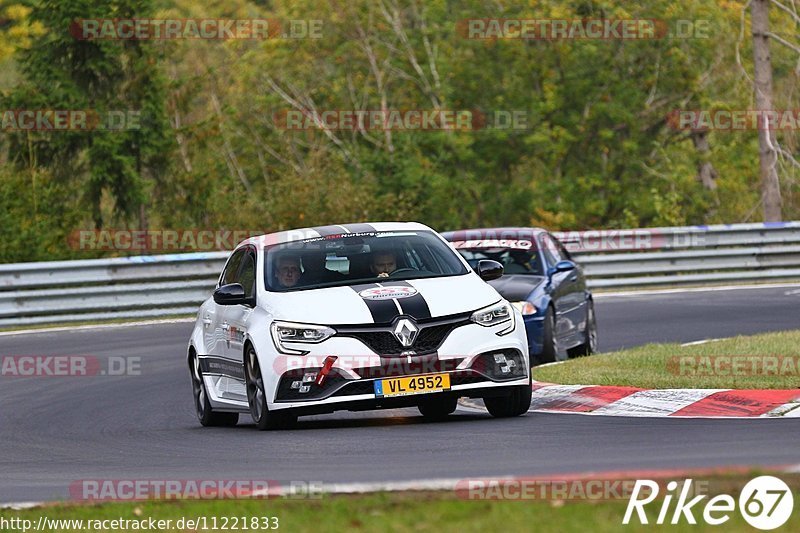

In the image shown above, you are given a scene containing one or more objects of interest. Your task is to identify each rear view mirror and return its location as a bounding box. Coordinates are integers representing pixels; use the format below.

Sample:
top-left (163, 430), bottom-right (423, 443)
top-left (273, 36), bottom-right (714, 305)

top-left (213, 283), bottom-right (247, 306)
top-left (477, 260), bottom-right (504, 282)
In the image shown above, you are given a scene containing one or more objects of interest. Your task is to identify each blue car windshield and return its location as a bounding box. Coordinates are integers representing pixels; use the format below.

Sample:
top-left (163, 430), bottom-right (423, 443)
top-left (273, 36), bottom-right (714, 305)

top-left (264, 231), bottom-right (469, 292)
top-left (455, 247), bottom-right (545, 276)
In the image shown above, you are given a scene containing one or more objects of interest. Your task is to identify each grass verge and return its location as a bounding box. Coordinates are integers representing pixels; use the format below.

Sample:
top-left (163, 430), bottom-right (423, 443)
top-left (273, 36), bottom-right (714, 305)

top-left (534, 330), bottom-right (800, 389)
top-left (3, 474), bottom-right (800, 533)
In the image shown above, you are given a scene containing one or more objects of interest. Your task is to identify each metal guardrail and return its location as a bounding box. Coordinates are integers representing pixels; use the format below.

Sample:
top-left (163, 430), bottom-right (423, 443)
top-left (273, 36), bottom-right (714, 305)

top-left (2, 222), bottom-right (800, 327)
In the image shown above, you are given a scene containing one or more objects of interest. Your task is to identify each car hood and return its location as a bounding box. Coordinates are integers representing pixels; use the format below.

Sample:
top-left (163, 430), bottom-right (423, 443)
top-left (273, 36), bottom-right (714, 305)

top-left (265, 273), bottom-right (501, 325)
top-left (488, 274), bottom-right (545, 302)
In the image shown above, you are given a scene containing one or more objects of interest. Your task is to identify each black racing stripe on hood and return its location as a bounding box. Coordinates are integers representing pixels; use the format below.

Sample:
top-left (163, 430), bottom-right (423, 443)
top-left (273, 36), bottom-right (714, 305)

top-left (342, 223), bottom-right (376, 233)
top-left (313, 225), bottom-right (346, 237)
top-left (381, 280), bottom-right (432, 320)
top-left (350, 283), bottom-right (399, 325)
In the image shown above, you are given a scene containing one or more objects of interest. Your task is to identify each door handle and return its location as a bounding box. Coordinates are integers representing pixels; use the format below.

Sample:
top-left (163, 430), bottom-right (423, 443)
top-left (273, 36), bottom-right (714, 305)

top-left (202, 316), bottom-right (212, 326)
top-left (221, 322), bottom-right (230, 332)
top-left (569, 275), bottom-right (578, 282)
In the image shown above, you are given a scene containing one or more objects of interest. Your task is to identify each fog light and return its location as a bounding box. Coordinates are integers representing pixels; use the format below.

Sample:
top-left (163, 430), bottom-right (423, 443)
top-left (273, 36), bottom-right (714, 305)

top-left (291, 381), bottom-right (301, 389)
top-left (492, 352), bottom-right (516, 374)
top-left (299, 385), bottom-right (311, 393)
top-left (302, 373), bottom-right (316, 383)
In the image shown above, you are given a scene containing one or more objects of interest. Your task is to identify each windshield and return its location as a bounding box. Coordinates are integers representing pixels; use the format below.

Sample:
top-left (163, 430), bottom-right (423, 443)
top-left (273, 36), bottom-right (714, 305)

top-left (264, 230), bottom-right (469, 292)
top-left (452, 241), bottom-right (545, 276)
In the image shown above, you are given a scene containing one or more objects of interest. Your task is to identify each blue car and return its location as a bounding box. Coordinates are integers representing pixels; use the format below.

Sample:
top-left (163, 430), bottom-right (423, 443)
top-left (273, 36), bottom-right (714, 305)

top-left (441, 227), bottom-right (597, 366)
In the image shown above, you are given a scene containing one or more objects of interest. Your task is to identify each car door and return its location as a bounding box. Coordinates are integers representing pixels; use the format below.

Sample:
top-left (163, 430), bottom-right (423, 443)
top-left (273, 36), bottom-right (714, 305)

top-left (555, 236), bottom-right (589, 341)
top-left (204, 248), bottom-right (245, 357)
top-left (543, 233), bottom-right (586, 347)
top-left (220, 245), bottom-right (257, 365)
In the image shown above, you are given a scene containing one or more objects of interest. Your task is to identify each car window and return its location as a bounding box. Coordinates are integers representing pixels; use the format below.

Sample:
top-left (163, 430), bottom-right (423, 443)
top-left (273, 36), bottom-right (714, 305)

top-left (264, 231), bottom-right (468, 292)
top-left (555, 238), bottom-right (572, 261)
top-left (237, 251), bottom-right (256, 301)
top-left (456, 248), bottom-right (545, 276)
top-left (449, 234), bottom-right (544, 276)
top-left (220, 249), bottom-right (245, 286)
top-left (541, 235), bottom-right (563, 266)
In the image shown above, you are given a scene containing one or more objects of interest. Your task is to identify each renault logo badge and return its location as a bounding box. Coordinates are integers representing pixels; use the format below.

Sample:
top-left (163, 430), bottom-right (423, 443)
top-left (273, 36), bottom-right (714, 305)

top-left (393, 318), bottom-right (419, 347)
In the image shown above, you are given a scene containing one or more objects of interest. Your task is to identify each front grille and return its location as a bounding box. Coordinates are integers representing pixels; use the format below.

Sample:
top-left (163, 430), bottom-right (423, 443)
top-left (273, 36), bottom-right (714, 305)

top-left (450, 371), bottom-right (487, 386)
top-left (332, 381), bottom-right (376, 397)
top-left (335, 315), bottom-right (470, 357)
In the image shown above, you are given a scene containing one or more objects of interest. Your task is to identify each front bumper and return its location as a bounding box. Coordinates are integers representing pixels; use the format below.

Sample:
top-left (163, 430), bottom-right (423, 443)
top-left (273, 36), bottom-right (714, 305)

top-left (273, 348), bottom-right (528, 405)
top-left (272, 381), bottom-right (530, 417)
top-left (262, 309), bottom-right (530, 412)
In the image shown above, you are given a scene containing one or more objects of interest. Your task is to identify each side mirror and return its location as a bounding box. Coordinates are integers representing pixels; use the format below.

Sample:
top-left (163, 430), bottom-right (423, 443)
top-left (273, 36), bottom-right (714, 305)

top-left (213, 283), bottom-right (247, 306)
top-left (547, 260), bottom-right (576, 280)
top-left (477, 259), bottom-right (504, 282)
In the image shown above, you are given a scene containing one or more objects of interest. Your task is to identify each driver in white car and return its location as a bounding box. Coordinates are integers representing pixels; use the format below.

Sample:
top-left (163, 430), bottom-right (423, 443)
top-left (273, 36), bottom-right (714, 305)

top-left (370, 251), bottom-right (397, 278)
top-left (275, 255), bottom-right (302, 288)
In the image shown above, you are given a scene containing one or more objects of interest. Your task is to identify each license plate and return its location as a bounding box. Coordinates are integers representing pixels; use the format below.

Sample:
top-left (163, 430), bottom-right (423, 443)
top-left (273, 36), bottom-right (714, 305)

top-left (374, 373), bottom-right (451, 398)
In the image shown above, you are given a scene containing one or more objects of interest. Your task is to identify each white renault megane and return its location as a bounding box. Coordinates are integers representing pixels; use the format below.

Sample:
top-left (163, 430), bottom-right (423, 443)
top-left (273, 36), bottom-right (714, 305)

top-left (188, 222), bottom-right (531, 429)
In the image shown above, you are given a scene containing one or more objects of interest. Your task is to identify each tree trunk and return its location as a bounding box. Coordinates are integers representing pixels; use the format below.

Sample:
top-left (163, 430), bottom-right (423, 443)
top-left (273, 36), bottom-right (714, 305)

top-left (751, 0), bottom-right (782, 221)
top-left (691, 130), bottom-right (718, 190)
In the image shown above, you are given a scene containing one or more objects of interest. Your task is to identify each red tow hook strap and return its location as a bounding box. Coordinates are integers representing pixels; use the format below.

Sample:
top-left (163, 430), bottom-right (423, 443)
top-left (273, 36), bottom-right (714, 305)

top-left (315, 356), bottom-right (338, 386)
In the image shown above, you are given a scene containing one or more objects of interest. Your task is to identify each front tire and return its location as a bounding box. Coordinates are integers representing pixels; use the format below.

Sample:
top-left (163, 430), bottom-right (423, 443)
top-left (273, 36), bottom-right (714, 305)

top-left (484, 378), bottom-right (533, 418)
top-left (244, 345), bottom-right (296, 431)
top-left (418, 396), bottom-right (458, 420)
top-left (190, 353), bottom-right (239, 427)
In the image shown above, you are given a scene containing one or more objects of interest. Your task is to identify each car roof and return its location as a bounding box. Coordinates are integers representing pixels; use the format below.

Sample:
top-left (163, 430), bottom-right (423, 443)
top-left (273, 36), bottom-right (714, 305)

top-left (238, 222), bottom-right (434, 249)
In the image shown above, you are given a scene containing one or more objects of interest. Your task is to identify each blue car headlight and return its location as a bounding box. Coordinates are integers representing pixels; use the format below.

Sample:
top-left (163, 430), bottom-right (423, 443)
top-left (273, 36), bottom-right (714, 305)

top-left (511, 301), bottom-right (538, 316)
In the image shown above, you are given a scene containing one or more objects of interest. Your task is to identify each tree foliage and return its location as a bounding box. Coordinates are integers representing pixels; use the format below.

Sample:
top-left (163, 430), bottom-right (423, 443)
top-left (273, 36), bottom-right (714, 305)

top-left (0, 0), bottom-right (798, 261)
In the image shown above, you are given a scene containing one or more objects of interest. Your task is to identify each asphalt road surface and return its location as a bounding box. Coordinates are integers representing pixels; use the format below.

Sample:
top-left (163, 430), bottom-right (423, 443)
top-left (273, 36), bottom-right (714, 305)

top-left (1, 284), bottom-right (799, 502)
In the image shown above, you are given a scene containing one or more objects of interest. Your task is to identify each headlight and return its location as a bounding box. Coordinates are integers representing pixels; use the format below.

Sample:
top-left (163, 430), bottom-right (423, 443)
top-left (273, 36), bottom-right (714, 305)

top-left (271, 321), bottom-right (335, 354)
top-left (511, 301), bottom-right (537, 315)
top-left (470, 301), bottom-right (515, 335)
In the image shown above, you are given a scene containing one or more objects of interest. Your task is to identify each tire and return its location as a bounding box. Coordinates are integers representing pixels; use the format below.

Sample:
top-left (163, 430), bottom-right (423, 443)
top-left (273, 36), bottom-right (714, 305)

top-left (244, 345), bottom-right (297, 431)
top-left (483, 377), bottom-right (533, 418)
top-left (190, 353), bottom-right (239, 427)
top-left (567, 300), bottom-right (597, 358)
top-left (531, 306), bottom-right (557, 366)
top-left (418, 396), bottom-right (458, 420)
